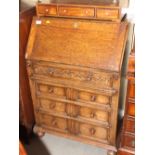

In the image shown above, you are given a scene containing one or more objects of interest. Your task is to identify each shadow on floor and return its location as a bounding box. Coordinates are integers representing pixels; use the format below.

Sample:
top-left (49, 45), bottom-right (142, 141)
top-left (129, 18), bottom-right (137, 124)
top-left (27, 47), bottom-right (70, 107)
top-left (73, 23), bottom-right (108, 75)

top-left (24, 135), bottom-right (51, 155)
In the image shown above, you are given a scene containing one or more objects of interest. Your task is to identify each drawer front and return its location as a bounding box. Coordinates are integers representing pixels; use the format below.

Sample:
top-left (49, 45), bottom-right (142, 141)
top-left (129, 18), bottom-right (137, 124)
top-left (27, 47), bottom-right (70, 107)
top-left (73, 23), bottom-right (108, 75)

top-left (59, 6), bottom-right (94, 18)
top-left (39, 98), bottom-right (66, 114)
top-left (79, 106), bottom-right (108, 122)
top-left (124, 117), bottom-right (135, 133)
top-left (33, 63), bottom-right (113, 89)
top-left (97, 8), bottom-right (119, 20)
top-left (79, 123), bottom-right (108, 142)
top-left (38, 83), bottom-right (66, 99)
top-left (38, 113), bottom-right (109, 143)
top-left (78, 91), bottom-right (110, 105)
top-left (122, 134), bottom-right (135, 150)
top-left (127, 102), bottom-right (135, 116)
top-left (36, 82), bottom-right (111, 106)
top-left (128, 81), bottom-right (135, 99)
top-left (37, 5), bottom-right (57, 16)
top-left (39, 113), bottom-right (68, 132)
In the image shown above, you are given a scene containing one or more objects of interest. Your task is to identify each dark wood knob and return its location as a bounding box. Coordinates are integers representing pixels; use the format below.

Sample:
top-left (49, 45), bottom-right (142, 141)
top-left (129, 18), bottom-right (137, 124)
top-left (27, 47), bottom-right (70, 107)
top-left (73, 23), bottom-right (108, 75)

top-left (91, 95), bottom-right (96, 101)
top-left (90, 128), bottom-right (96, 135)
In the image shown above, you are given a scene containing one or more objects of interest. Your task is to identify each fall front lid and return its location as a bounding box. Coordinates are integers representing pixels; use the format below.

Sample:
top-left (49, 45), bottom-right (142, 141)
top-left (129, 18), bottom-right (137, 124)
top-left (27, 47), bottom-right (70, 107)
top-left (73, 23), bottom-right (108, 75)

top-left (26, 17), bottom-right (128, 72)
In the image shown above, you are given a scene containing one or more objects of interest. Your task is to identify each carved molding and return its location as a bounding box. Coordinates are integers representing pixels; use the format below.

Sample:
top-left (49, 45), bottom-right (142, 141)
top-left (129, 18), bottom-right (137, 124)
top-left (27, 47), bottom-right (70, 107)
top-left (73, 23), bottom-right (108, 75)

top-left (33, 65), bottom-right (112, 86)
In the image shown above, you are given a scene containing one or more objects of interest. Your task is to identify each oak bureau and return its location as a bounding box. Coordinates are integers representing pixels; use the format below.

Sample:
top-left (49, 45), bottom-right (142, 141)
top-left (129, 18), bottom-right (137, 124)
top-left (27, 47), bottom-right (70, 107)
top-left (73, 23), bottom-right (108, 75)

top-left (25, 0), bottom-right (129, 154)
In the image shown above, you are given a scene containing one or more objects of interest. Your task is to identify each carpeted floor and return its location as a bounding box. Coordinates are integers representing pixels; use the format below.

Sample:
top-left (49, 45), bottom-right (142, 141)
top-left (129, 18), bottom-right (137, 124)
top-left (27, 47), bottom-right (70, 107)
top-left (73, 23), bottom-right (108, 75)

top-left (24, 133), bottom-right (107, 155)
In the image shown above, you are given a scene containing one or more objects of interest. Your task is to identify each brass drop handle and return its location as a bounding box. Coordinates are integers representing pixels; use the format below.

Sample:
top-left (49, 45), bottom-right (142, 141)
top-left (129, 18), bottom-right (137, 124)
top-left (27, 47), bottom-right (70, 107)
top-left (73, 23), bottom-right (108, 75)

top-left (86, 74), bottom-right (92, 81)
top-left (50, 103), bottom-right (56, 109)
top-left (91, 95), bottom-right (96, 101)
top-left (52, 120), bottom-right (57, 126)
top-left (90, 112), bottom-right (95, 118)
top-left (48, 69), bottom-right (54, 76)
top-left (48, 88), bottom-right (53, 93)
top-left (90, 128), bottom-right (96, 135)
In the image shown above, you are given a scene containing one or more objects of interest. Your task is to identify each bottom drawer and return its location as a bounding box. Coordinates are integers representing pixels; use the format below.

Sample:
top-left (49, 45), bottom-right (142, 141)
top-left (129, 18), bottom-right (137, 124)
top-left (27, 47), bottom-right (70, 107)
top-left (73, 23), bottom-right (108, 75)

top-left (122, 134), bottom-right (135, 150)
top-left (38, 113), bottom-right (68, 132)
top-left (37, 112), bottom-right (109, 143)
top-left (79, 123), bottom-right (108, 143)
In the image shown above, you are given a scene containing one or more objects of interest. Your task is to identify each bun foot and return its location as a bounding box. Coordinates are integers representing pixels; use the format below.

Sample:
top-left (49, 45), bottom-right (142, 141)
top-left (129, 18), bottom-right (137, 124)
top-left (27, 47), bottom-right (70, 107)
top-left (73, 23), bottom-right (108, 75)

top-left (107, 150), bottom-right (116, 155)
top-left (33, 125), bottom-right (45, 137)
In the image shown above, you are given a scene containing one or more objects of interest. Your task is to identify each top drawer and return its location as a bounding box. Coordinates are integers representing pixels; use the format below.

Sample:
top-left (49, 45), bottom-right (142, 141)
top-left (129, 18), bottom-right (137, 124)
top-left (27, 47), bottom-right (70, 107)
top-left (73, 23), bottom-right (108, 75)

top-left (37, 4), bottom-right (57, 16)
top-left (58, 6), bottom-right (95, 18)
top-left (96, 8), bottom-right (119, 20)
top-left (36, 4), bottom-right (121, 21)
top-left (30, 61), bottom-right (116, 90)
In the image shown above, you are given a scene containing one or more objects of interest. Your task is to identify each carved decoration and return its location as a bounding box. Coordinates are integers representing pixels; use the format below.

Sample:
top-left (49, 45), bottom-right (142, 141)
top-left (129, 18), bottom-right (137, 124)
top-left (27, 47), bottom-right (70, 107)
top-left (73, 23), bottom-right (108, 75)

top-left (33, 65), bottom-right (112, 86)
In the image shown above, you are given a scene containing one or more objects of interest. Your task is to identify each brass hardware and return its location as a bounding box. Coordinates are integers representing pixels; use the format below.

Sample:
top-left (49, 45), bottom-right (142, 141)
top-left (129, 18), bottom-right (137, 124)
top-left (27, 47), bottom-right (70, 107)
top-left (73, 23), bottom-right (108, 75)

top-left (90, 128), bottom-right (96, 135)
top-left (86, 73), bottom-right (92, 81)
top-left (48, 88), bottom-right (53, 93)
top-left (48, 68), bottom-right (54, 76)
top-left (26, 61), bottom-right (31, 67)
top-left (46, 20), bottom-right (50, 24)
top-left (90, 112), bottom-right (95, 118)
top-left (73, 22), bottom-right (79, 28)
top-left (91, 95), bottom-right (96, 101)
top-left (45, 9), bottom-right (49, 12)
top-left (52, 120), bottom-right (57, 126)
top-left (50, 103), bottom-right (56, 109)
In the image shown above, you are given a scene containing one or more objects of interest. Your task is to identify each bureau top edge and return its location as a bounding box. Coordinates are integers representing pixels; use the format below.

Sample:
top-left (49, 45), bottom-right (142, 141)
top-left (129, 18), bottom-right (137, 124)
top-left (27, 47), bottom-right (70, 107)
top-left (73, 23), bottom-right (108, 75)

top-left (37, 0), bottom-right (120, 8)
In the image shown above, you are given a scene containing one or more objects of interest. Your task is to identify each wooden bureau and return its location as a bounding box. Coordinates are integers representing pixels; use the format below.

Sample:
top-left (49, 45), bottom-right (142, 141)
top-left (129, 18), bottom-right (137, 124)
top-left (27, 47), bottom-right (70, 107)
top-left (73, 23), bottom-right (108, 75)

top-left (25, 1), bottom-right (128, 154)
top-left (117, 32), bottom-right (135, 155)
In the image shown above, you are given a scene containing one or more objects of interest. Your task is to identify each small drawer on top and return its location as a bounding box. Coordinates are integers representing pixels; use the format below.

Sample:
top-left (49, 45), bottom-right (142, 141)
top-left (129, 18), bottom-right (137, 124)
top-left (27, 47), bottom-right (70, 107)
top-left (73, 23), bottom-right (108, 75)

top-left (122, 134), bottom-right (135, 150)
top-left (124, 117), bottom-right (135, 133)
top-left (96, 8), bottom-right (119, 20)
top-left (58, 6), bottom-right (95, 18)
top-left (37, 4), bottom-right (57, 16)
